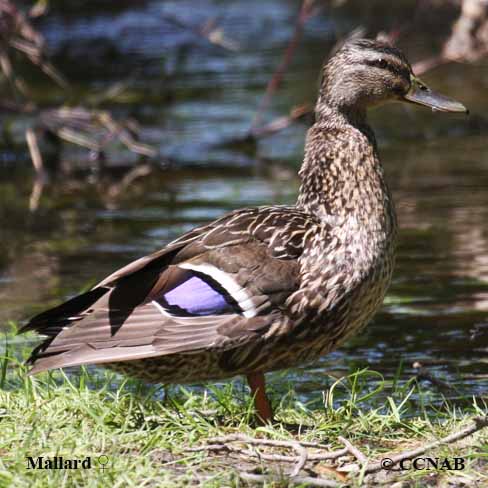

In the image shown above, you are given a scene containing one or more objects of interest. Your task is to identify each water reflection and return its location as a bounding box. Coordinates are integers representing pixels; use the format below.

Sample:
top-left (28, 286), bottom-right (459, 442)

top-left (0, 0), bottom-right (487, 406)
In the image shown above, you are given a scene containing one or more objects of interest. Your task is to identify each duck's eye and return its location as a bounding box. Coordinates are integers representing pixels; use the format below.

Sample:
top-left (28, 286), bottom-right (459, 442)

top-left (365, 58), bottom-right (390, 70)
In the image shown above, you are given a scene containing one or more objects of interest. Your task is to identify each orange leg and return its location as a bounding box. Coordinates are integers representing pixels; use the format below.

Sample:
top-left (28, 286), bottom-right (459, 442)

top-left (246, 372), bottom-right (273, 424)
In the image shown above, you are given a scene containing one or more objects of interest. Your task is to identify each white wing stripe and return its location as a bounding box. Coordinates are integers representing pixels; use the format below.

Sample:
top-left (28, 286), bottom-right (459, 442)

top-left (151, 300), bottom-right (214, 320)
top-left (179, 262), bottom-right (257, 318)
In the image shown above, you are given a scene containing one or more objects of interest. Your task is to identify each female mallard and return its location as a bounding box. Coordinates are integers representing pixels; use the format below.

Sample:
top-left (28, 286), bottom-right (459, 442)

top-left (22, 39), bottom-right (466, 422)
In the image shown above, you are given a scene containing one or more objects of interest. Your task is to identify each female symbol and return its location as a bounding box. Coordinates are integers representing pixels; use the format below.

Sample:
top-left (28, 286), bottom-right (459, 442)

top-left (98, 455), bottom-right (109, 472)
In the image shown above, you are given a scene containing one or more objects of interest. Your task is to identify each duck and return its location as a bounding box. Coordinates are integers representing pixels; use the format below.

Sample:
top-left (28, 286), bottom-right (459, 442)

top-left (21, 39), bottom-right (467, 423)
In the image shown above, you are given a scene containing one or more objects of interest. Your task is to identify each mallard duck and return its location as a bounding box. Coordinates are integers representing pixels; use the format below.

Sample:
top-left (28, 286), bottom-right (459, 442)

top-left (21, 39), bottom-right (467, 423)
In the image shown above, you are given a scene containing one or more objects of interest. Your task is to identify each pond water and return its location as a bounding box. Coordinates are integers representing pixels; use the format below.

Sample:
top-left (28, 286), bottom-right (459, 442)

top-left (1, 1), bottom-right (487, 407)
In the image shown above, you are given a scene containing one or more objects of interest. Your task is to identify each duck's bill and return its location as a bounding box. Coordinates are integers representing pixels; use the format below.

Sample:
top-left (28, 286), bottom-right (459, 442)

top-left (403, 76), bottom-right (468, 113)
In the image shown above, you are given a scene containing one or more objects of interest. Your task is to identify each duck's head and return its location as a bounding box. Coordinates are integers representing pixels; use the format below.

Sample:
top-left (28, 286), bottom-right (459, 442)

top-left (318, 38), bottom-right (467, 117)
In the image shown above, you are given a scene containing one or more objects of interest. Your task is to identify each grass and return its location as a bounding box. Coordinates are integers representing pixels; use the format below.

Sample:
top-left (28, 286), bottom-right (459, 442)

top-left (0, 333), bottom-right (487, 487)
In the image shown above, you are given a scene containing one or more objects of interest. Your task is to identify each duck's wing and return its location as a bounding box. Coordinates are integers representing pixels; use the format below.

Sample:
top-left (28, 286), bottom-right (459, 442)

top-left (21, 206), bottom-right (316, 374)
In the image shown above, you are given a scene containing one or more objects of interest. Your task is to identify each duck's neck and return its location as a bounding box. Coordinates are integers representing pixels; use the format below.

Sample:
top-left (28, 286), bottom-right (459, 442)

top-left (297, 103), bottom-right (395, 237)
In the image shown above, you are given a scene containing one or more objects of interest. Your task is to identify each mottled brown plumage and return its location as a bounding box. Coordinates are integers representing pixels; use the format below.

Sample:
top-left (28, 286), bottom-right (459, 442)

top-left (21, 39), bottom-right (466, 422)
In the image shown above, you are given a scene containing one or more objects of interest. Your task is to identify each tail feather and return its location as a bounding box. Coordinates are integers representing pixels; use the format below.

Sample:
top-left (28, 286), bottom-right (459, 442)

top-left (20, 287), bottom-right (109, 334)
top-left (20, 286), bottom-right (110, 366)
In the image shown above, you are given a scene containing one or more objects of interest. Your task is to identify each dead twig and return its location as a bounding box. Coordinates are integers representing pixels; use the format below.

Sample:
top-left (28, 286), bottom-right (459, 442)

top-left (187, 433), bottom-right (348, 486)
top-left (248, 25), bottom-right (365, 141)
top-left (160, 13), bottom-right (238, 51)
top-left (39, 107), bottom-right (156, 159)
top-left (107, 164), bottom-right (153, 199)
top-left (412, 361), bottom-right (460, 395)
top-left (187, 433), bottom-right (348, 463)
top-left (290, 440), bottom-right (308, 476)
top-left (28, 176), bottom-right (45, 212)
top-left (250, 104), bottom-right (312, 139)
top-left (410, 0), bottom-right (488, 75)
top-left (0, 0), bottom-right (67, 90)
top-left (29, 0), bottom-right (48, 18)
top-left (338, 436), bottom-right (368, 465)
top-left (26, 126), bottom-right (48, 212)
top-left (443, 0), bottom-right (488, 63)
top-left (251, 0), bottom-right (321, 131)
top-left (0, 1), bottom-right (155, 170)
top-left (187, 417), bottom-right (488, 484)
top-left (239, 471), bottom-right (341, 487)
top-left (364, 416), bottom-right (488, 474)
top-left (25, 128), bottom-right (45, 179)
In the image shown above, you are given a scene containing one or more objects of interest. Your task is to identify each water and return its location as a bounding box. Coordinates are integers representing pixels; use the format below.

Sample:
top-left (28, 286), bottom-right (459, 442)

top-left (1, 1), bottom-right (487, 405)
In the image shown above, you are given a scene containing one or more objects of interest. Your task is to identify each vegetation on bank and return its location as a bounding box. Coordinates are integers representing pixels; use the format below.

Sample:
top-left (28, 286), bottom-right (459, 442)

top-left (0, 330), bottom-right (486, 487)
